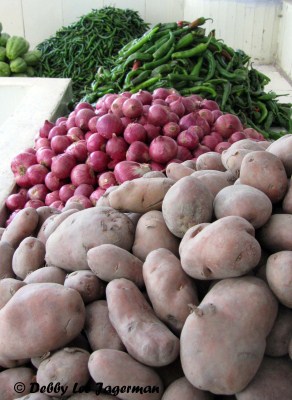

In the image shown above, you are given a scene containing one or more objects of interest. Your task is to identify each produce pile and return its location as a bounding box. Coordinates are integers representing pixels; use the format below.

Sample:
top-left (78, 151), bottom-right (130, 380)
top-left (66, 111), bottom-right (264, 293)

top-left (35, 7), bottom-right (149, 105)
top-left (0, 135), bottom-right (292, 398)
top-left (0, 22), bottom-right (41, 77)
top-left (83, 19), bottom-right (292, 138)
top-left (5, 88), bottom-right (269, 219)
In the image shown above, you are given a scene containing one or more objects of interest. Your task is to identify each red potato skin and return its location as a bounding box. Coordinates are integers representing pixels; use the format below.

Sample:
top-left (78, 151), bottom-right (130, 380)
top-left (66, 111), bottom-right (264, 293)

top-left (257, 214), bottom-right (292, 252)
top-left (0, 367), bottom-right (36, 400)
top-left (64, 270), bottom-right (105, 304)
top-left (180, 277), bottom-right (278, 395)
top-left (106, 278), bottom-right (180, 367)
top-left (161, 377), bottom-right (214, 400)
top-left (196, 152), bottom-right (226, 172)
top-left (23, 266), bottom-right (67, 284)
top-left (165, 163), bottom-right (194, 181)
top-left (194, 170), bottom-right (234, 197)
top-left (37, 209), bottom-right (78, 244)
top-left (0, 241), bottom-right (15, 279)
top-left (12, 237), bottom-right (46, 279)
top-left (266, 134), bottom-right (292, 176)
top-left (265, 305), bottom-right (292, 357)
top-left (0, 278), bottom-right (26, 309)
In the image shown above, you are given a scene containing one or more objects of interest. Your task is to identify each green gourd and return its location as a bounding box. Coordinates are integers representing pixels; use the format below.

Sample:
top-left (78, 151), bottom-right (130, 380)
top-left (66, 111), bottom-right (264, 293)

top-left (6, 36), bottom-right (29, 60)
top-left (0, 33), bottom-right (10, 46)
top-left (0, 61), bottom-right (11, 76)
top-left (0, 46), bottom-right (6, 62)
top-left (10, 57), bottom-right (27, 73)
top-left (23, 50), bottom-right (42, 66)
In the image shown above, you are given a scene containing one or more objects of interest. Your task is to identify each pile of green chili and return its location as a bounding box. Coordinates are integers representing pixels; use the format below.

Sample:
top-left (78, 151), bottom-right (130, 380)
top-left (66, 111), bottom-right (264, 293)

top-left (83, 18), bottom-right (291, 139)
top-left (35, 7), bottom-right (149, 105)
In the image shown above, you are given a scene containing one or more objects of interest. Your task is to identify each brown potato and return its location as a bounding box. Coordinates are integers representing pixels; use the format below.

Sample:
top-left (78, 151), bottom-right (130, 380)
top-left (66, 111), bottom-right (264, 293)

top-left (24, 266), bottom-right (66, 285)
top-left (240, 151), bottom-right (288, 203)
top-left (106, 278), bottom-right (179, 367)
top-left (282, 178), bottom-right (292, 213)
top-left (1, 208), bottom-right (39, 248)
top-left (12, 237), bottom-right (45, 279)
top-left (0, 241), bottom-right (15, 279)
top-left (109, 178), bottom-right (174, 213)
top-left (36, 348), bottom-right (90, 397)
top-left (0, 227), bottom-right (5, 240)
top-left (194, 170), bottom-right (233, 197)
top-left (85, 300), bottom-right (125, 351)
top-left (166, 163), bottom-right (194, 181)
top-left (222, 148), bottom-right (252, 178)
top-left (266, 134), bottom-right (292, 176)
top-left (64, 270), bottom-right (105, 304)
top-left (180, 216), bottom-right (261, 280)
top-left (214, 185), bottom-right (272, 229)
top-left (0, 367), bottom-right (35, 400)
top-left (161, 377), bottom-right (214, 400)
top-left (15, 395), bottom-right (50, 400)
top-left (257, 214), bottom-right (292, 252)
top-left (88, 349), bottom-right (164, 400)
top-left (265, 306), bottom-right (292, 357)
top-left (143, 171), bottom-right (166, 178)
top-left (162, 176), bottom-right (213, 238)
top-left (132, 211), bottom-right (180, 261)
top-left (143, 249), bottom-right (198, 334)
top-left (96, 186), bottom-right (119, 207)
top-left (87, 244), bottom-right (144, 287)
top-left (266, 251), bottom-right (292, 307)
top-left (235, 356), bottom-right (292, 399)
top-left (0, 283), bottom-right (85, 360)
top-left (182, 160), bottom-right (197, 169)
top-left (36, 206), bottom-right (61, 233)
top-left (0, 278), bottom-right (26, 309)
top-left (196, 151), bottom-right (226, 172)
top-left (180, 277), bottom-right (278, 395)
top-left (45, 207), bottom-right (135, 271)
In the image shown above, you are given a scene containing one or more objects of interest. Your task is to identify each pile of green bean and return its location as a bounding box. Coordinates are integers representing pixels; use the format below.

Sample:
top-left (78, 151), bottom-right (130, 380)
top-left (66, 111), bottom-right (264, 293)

top-left (83, 18), bottom-right (291, 139)
top-left (35, 7), bottom-right (149, 105)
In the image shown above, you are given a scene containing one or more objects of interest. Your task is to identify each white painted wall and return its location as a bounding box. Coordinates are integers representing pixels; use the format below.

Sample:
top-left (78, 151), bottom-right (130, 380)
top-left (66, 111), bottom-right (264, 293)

top-left (0, 0), bottom-right (290, 78)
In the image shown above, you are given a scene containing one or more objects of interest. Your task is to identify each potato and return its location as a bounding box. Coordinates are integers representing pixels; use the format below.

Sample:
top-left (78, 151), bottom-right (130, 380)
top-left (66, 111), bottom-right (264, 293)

top-left (180, 216), bottom-right (261, 280)
top-left (88, 349), bottom-right (164, 400)
top-left (125, 212), bottom-right (142, 228)
top-left (96, 186), bottom-right (119, 207)
top-left (196, 152), bottom-right (226, 172)
top-left (15, 395), bottom-right (50, 400)
top-left (0, 367), bottom-right (35, 400)
top-left (106, 278), bottom-right (179, 367)
top-left (12, 237), bottom-right (45, 279)
top-left (214, 185), bottom-right (272, 229)
top-left (0, 241), bottom-right (15, 279)
top-left (155, 357), bottom-right (184, 388)
top-left (45, 207), bottom-right (135, 272)
top-left (24, 266), bottom-right (66, 284)
top-left (180, 277), bottom-right (278, 395)
top-left (36, 205), bottom-right (60, 233)
top-left (240, 151), bottom-right (288, 203)
top-left (162, 176), bottom-right (213, 238)
top-left (224, 138), bottom-right (266, 152)
top-left (222, 148), bottom-right (252, 178)
top-left (36, 348), bottom-right (90, 397)
top-left (266, 134), bottom-right (292, 176)
top-left (85, 300), bottom-right (125, 351)
top-left (37, 209), bottom-right (78, 244)
top-left (1, 208), bottom-right (39, 248)
top-left (165, 163), bottom-right (194, 181)
top-left (62, 201), bottom-right (85, 211)
top-left (0, 356), bottom-right (29, 369)
top-left (68, 394), bottom-right (115, 400)
top-left (109, 178), bottom-right (174, 213)
top-left (235, 356), bottom-right (292, 399)
top-left (0, 282), bottom-right (85, 360)
top-left (179, 223), bottom-right (210, 255)
top-left (143, 171), bottom-right (166, 178)
top-left (87, 244), bottom-right (144, 287)
top-left (257, 214), bottom-right (292, 252)
top-left (265, 306), bottom-right (292, 357)
top-left (266, 251), bottom-right (292, 307)
top-left (143, 249), bottom-right (198, 334)
top-left (289, 338), bottom-right (292, 359)
top-left (194, 170), bottom-right (233, 197)
top-left (64, 270), bottom-right (105, 304)
top-left (161, 377), bottom-right (214, 400)
top-left (0, 227), bottom-right (5, 240)
top-left (182, 160), bottom-right (196, 169)
top-left (282, 178), bottom-right (292, 213)
top-left (0, 278), bottom-right (26, 309)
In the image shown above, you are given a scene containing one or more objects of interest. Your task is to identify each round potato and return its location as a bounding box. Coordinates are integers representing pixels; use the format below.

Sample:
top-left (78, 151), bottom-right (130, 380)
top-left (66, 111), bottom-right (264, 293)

top-left (64, 270), bottom-right (105, 304)
top-left (161, 377), bottom-right (214, 400)
top-left (265, 306), bottom-right (292, 357)
top-left (166, 163), bottom-right (194, 181)
top-left (266, 134), bottom-right (292, 176)
top-left (0, 367), bottom-right (35, 400)
top-left (0, 241), bottom-right (15, 279)
top-left (194, 170), bottom-right (233, 197)
top-left (222, 148), bottom-right (251, 177)
top-left (257, 214), bottom-right (292, 252)
top-left (24, 266), bottom-right (66, 284)
top-left (37, 209), bottom-right (78, 244)
top-left (12, 237), bottom-right (45, 279)
top-left (196, 151), bottom-right (226, 172)
top-left (0, 278), bottom-right (26, 309)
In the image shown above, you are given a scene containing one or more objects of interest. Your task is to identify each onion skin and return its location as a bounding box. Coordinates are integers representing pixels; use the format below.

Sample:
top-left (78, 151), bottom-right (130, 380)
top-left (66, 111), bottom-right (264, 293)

top-left (147, 104), bottom-right (169, 127)
top-left (66, 141), bottom-right (88, 163)
top-left (162, 122), bottom-right (180, 139)
top-left (48, 125), bottom-right (67, 140)
top-left (45, 190), bottom-right (60, 206)
top-left (75, 108), bottom-right (96, 131)
top-left (70, 164), bottom-right (96, 186)
top-left (87, 132), bottom-right (107, 153)
top-left (215, 141), bottom-right (232, 153)
top-left (39, 120), bottom-right (55, 138)
top-left (114, 161), bottom-right (151, 184)
top-left (36, 148), bottom-right (55, 168)
top-left (27, 184), bottom-right (49, 202)
top-left (122, 98), bottom-right (143, 118)
top-left (59, 184), bottom-right (76, 203)
top-left (5, 193), bottom-right (26, 211)
top-left (67, 127), bottom-right (85, 142)
top-left (86, 151), bottom-right (109, 173)
top-left (124, 123), bottom-right (147, 144)
top-left (98, 171), bottom-right (117, 190)
top-left (105, 136), bottom-right (128, 161)
top-left (11, 152), bottom-right (37, 175)
top-left (214, 114), bottom-right (243, 139)
top-left (51, 154), bottom-right (76, 179)
top-left (45, 172), bottom-right (63, 191)
top-left (149, 136), bottom-right (178, 164)
top-left (24, 199), bottom-right (45, 209)
top-left (51, 135), bottom-right (72, 154)
top-left (26, 164), bottom-right (49, 185)
top-left (74, 183), bottom-right (94, 198)
top-left (96, 114), bottom-right (123, 139)
top-left (126, 142), bottom-right (150, 163)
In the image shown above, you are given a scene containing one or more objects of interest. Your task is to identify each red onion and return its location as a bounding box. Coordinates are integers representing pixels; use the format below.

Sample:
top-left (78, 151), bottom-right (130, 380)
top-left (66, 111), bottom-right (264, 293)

top-left (86, 151), bottom-right (109, 172)
top-left (24, 147), bottom-right (36, 155)
top-left (66, 116), bottom-right (76, 130)
top-left (114, 161), bottom-right (151, 184)
top-left (122, 98), bottom-right (143, 118)
top-left (74, 183), bottom-right (94, 198)
top-left (18, 188), bottom-right (28, 198)
top-left (27, 184), bottom-right (48, 202)
top-left (56, 116), bottom-right (67, 126)
top-left (187, 125), bottom-right (204, 141)
top-left (90, 188), bottom-right (106, 205)
top-left (215, 141), bottom-right (232, 153)
top-left (107, 159), bottom-right (120, 170)
top-left (35, 137), bottom-right (50, 151)
top-left (152, 88), bottom-right (170, 100)
top-left (95, 108), bottom-right (107, 118)
top-left (210, 131), bottom-right (223, 143)
top-left (165, 94), bottom-right (180, 104)
top-left (121, 91), bottom-right (132, 98)
top-left (96, 114), bottom-right (123, 139)
top-left (51, 135), bottom-right (72, 154)
top-left (45, 191), bottom-right (60, 206)
top-left (137, 115), bottom-right (147, 125)
top-left (179, 113), bottom-right (198, 131)
top-left (212, 109), bottom-right (223, 121)
top-left (45, 172), bottom-right (63, 191)
top-left (51, 153), bottom-right (76, 179)
top-left (193, 144), bottom-right (211, 158)
top-left (24, 199), bottom-right (45, 209)
top-left (148, 104), bottom-right (169, 127)
top-left (152, 99), bottom-right (168, 106)
top-left (168, 112), bottom-right (180, 123)
top-left (26, 164), bottom-right (48, 185)
top-left (11, 152), bottom-right (37, 174)
top-left (243, 128), bottom-right (261, 140)
top-left (124, 123), bottom-right (147, 144)
top-left (126, 142), bottom-right (150, 163)
top-left (66, 141), bottom-right (88, 162)
top-left (111, 96), bottom-right (128, 117)
top-left (181, 96), bottom-right (200, 113)
top-left (98, 171), bottom-right (117, 189)
top-left (201, 135), bottom-right (220, 151)
top-left (214, 114), bottom-right (243, 139)
top-left (59, 184), bottom-right (76, 203)
top-left (50, 200), bottom-right (64, 210)
top-left (104, 94), bottom-right (119, 110)
top-left (5, 193), bottom-right (26, 211)
top-left (106, 135), bottom-right (128, 161)
top-left (48, 125), bottom-right (67, 140)
top-left (144, 124), bottom-right (161, 143)
top-left (87, 132), bottom-right (107, 153)
top-left (200, 99), bottom-right (220, 111)
top-left (150, 161), bottom-right (165, 171)
top-left (176, 145), bottom-right (192, 162)
top-left (75, 108), bottom-right (96, 131)
top-left (162, 122), bottom-right (180, 139)
top-left (228, 131), bottom-right (247, 144)
top-left (169, 99), bottom-right (185, 117)
top-left (131, 90), bottom-right (153, 105)
top-left (88, 116), bottom-right (99, 133)
top-left (66, 195), bottom-right (92, 209)
top-left (75, 102), bottom-right (94, 112)
top-left (149, 136), bottom-right (178, 164)
top-left (15, 172), bottom-right (30, 188)
top-left (143, 105), bottom-right (150, 115)
top-left (71, 164), bottom-right (96, 186)
top-left (39, 120), bottom-right (55, 138)
top-left (121, 116), bottom-right (132, 129)
top-left (177, 130), bottom-right (199, 150)
top-left (84, 131), bottom-right (93, 141)
top-left (67, 127), bottom-right (84, 142)
top-left (197, 109), bottom-right (214, 126)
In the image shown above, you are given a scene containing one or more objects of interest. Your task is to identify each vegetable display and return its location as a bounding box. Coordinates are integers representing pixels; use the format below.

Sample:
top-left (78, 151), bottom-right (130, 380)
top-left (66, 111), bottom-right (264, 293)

top-left (83, 19), bottom-right (292, 138)
top-left (35, 7), bottom-right (149, 105)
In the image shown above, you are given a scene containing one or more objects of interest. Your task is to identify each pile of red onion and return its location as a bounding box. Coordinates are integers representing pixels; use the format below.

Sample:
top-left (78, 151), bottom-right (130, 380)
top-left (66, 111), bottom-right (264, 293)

top-left (6, 87), bottom-right (265, 223)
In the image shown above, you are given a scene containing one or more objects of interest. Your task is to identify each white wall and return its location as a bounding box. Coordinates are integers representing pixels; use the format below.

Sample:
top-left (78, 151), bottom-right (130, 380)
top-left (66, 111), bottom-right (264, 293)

top-left (277, 0), bottom-right (292, 80)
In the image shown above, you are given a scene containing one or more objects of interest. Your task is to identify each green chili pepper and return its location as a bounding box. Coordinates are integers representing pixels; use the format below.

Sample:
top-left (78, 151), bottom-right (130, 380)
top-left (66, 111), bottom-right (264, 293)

top-left (167, 73), bottom-right (201, 82)
top-left (143, 45), bottom-right (175, 70)
top-left (172, 35), bottom-right (212, 59)
top-left (130, 75), bottom-right (162, 93)
top-left (123, 52), bottom-right (153, 68)
top-left (204, 50), bottom-right (216, 81)
top-left (215, 63), bottom-right (247, 81)
top-left (131, 70), bottom-right (151, 86)
top-left (151, 63), bottom-right (173, 76)
top-left (264, 111), bottom-right (274, 131)
top-left (190, 56), bottom-right (204, 76)
top-left (220, 81), bottom-right (232, 110)
top-left (145, 35), bottom-right (169, 54)
top-left (175, 31), bottom-right (197, 50)
top-left (188, 17), bottom-right (213, 29)
top-left (180, 85), bottom-right (217, 97)
top-left (153, 31), bottom-right (175, 59)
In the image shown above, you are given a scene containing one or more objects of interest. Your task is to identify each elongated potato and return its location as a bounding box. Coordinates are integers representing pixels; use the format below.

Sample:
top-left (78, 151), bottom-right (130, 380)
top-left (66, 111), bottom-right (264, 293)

top-left (24, 266), bottom-right (66, 284)
top-left (64, 270), bottom-right (105, 304)
top-left (161, 377), bottom-right (214, 400)
top-left (85, 300), bottom-right (125, 351)
top-left (0, 227), bottom-right (5, 239)
top-left (257, 214), bottom-right (292, 252)
top-left (143, 171), bottom-right (166, 178)
top-left (87, 244), bottom-right (144, 287)
top-left (0, 278), bottom-right (26, 309)
top-left (162, 176), bottom-right (213, 238)
top-left (143, 249), bottom-right (198, 334)
top-left (132, 211), bottom-right (180, 261)
top-left (15, 395), bottom-right (50, 400)
top-left (37, 209), bottom-right (78, 244)
top-left (106, 278), bottom-right (179, 367)
top-left (214, 185), bottom-right (272, 229)
top-left (96, 186), bottom-right (119, 207)
top-left (0, 283), bottom-right (85, 360)
top-left (45, 207), bottom-right (135, 271)
top-left (0, 241), bottom-right (15, 279)
top-left (266, 134), bottom-right (292, 176)
top-left (282, 178), bottom-right (292, 213)
top-left (222, 148), bottom-right (251, 178)
top-left (196, 152), bottom-right (226, 172)
top-left (0, 367), bottom-right (35, 400)
top-left (1, 208), bottom-right (39, 248)
top-left (88, 349), bottom-right (164, 400)
top-left (109, 178), bottom-right (174, 213)
top-left (235, 356), bottom-right (292, 400)
top-left (12, 237), bottom-right (45, 279)
top-left (180, 277), bottom-right (278, 395)
top-left (265, 306), bottom-right (292, 357)
top-left (266, 251), bottom-right (292, 308)
top-left (180, 216), bottom-right (261, 280)
top-left (36, 205), bottom-right (60, 233)
top-left (166, 163), bottom-right (194, 181)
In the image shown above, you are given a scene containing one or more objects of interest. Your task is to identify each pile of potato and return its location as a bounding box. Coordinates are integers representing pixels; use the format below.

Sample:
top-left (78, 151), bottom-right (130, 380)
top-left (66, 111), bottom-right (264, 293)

top-left (0, 134), bottom-right (292, 400)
